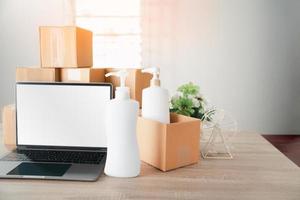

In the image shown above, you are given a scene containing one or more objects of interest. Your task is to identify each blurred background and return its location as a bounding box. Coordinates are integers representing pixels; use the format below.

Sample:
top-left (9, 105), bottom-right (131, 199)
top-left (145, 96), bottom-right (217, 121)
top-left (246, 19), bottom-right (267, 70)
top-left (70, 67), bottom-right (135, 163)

top-left (0, 0), bottom-right (299, 134)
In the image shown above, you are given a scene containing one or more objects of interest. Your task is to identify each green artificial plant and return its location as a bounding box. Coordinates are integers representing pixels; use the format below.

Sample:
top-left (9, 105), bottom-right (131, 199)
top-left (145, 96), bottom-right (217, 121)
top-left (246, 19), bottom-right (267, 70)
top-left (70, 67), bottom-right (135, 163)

top-left (170, 82), bottom-right (215, 121)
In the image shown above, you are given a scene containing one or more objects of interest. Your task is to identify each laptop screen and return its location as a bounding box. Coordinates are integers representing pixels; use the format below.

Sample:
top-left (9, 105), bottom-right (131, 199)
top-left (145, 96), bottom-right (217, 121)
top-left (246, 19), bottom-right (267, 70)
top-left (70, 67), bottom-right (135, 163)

top-left (16, 83), bottom-right (112, 148)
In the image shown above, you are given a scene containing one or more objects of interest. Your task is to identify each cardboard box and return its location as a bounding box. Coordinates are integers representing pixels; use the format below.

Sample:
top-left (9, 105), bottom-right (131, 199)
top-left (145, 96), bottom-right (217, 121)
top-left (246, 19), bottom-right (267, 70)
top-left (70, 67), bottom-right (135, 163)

top-left (105, 68), bottom-right (152, 106)
top-left (40, 26), bottom-right (93, 68)
top-left (2, 104), bottom-right (16, 149)
top-left (61, 68), bottom-right (105, 82)
top-left (137, 113), bottom-right (201, 171)
top-left (16, 67), bottom-right (60, 82)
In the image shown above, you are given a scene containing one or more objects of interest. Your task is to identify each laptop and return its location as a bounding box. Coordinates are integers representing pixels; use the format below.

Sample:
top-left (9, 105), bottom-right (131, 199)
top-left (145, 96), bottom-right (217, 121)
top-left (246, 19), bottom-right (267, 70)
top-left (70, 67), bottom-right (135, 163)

top-left (0, 82), bottom-right (112, 181)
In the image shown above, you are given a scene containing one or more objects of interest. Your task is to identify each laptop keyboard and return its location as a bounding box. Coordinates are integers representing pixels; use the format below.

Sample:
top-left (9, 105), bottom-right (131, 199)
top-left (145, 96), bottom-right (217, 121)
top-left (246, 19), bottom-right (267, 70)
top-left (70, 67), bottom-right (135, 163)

top-left (1, 149), bottom-right (105, 164)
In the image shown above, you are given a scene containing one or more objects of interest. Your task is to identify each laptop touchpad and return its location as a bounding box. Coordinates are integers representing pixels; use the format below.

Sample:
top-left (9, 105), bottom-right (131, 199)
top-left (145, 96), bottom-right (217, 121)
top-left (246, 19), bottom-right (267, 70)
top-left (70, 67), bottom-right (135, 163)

top-left (7, 162), bottom-right (71, 176)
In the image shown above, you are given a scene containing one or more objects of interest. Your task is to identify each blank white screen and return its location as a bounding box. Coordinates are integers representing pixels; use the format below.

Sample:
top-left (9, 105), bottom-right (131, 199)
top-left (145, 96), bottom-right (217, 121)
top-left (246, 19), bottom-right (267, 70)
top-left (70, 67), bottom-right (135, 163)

top-left (16, 83), bottom-right (111, 148)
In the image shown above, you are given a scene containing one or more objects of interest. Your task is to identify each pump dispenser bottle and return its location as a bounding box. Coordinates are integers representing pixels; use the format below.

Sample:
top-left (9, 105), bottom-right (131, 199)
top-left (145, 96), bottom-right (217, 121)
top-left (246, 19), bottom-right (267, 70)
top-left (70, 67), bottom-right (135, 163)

top-left (104, 69), bottom-right (140, 178)
top-left (141, 67), bottom-right (170, 124)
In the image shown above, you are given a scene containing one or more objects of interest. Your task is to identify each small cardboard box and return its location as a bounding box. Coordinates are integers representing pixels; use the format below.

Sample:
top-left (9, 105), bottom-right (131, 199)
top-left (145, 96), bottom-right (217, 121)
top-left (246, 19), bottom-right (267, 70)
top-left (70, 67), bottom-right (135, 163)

top-left (2, 104), bottom-right (16, 149)
top-left (61, 68), bottom-right (105, 82)
top-left (16, 67), bottom-right (60, 82)
top-left (105, 68), bottom-right (152, 106)
top-left (137, 113), bottom-right (201, 171)
top-left (40, 26), bottom-right (93, 68)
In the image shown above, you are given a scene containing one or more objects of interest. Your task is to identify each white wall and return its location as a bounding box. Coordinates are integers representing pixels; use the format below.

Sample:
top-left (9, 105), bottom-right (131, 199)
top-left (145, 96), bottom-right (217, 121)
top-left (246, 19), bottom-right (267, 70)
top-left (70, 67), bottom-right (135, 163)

top-left (0, 0), bottom-right (299, 134)
top-left (290, 1), bottom-right (300, 134)
top-left (142, 0), bottom-right (300, 134)
top-left (0, 0), bottom-right (72, 119)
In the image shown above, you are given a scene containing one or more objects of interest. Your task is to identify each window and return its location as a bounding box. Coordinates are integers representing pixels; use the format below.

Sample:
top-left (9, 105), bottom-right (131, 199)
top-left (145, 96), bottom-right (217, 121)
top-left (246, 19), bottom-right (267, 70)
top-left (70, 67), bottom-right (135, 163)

top-left (74, 0), bottom-right (141, 68)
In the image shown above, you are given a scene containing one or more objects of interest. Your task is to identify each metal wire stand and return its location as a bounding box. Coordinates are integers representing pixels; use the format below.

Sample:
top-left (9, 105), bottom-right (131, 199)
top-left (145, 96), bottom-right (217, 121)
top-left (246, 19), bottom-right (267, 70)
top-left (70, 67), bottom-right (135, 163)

top-left (201, 125), bottom-right (233, 159)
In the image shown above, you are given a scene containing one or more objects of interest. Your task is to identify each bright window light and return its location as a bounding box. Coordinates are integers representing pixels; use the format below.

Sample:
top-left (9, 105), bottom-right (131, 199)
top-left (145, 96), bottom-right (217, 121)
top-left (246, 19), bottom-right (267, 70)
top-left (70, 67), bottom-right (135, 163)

top-left (75, 0), bottom-right (141, 68)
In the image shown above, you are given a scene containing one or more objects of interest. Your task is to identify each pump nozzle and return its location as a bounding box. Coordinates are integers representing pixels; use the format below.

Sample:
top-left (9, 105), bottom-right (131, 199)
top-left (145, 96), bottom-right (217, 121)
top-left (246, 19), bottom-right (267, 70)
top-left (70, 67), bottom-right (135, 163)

top-left (105, 69), bottom-right (130, 100)
top-left (105, 69), bottom-right (128, 88)
top-left (141, 67), bottom-right (160, 86)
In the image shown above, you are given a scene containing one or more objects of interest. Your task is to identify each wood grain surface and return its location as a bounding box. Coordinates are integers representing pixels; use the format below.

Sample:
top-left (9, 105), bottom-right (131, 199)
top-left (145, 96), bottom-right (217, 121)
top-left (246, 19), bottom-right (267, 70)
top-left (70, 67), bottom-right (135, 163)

top-left (0, 127), bottom-right (299, 200)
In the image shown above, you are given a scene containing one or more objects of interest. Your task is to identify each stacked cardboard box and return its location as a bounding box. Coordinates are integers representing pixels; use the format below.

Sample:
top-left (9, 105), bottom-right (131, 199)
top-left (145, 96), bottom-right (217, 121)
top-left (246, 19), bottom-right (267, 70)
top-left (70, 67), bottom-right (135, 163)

top-left (2, 105), bottom-right (16, 150)
top-left (16, 26), bottom-right (96, 82)
top-left (16, 26), bottom-right (151, 103)
top-left (40, 26), bottom-right (92, 68)
top-left (16, 67), bottom-right (60, 82)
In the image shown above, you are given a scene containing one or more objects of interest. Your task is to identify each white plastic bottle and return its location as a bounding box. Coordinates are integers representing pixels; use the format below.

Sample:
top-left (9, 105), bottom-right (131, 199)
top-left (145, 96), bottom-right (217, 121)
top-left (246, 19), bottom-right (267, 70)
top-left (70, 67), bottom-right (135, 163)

top-left (104, 69), bottom-right (140, 178)
top-left (141, 67), bottom-right (170, 124)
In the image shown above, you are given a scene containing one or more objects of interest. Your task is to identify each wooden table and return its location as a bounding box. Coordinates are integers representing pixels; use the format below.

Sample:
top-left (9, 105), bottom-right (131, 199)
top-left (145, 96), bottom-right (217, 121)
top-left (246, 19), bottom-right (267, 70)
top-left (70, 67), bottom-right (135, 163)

top-left (0, 128), bottom-right (299, 200)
